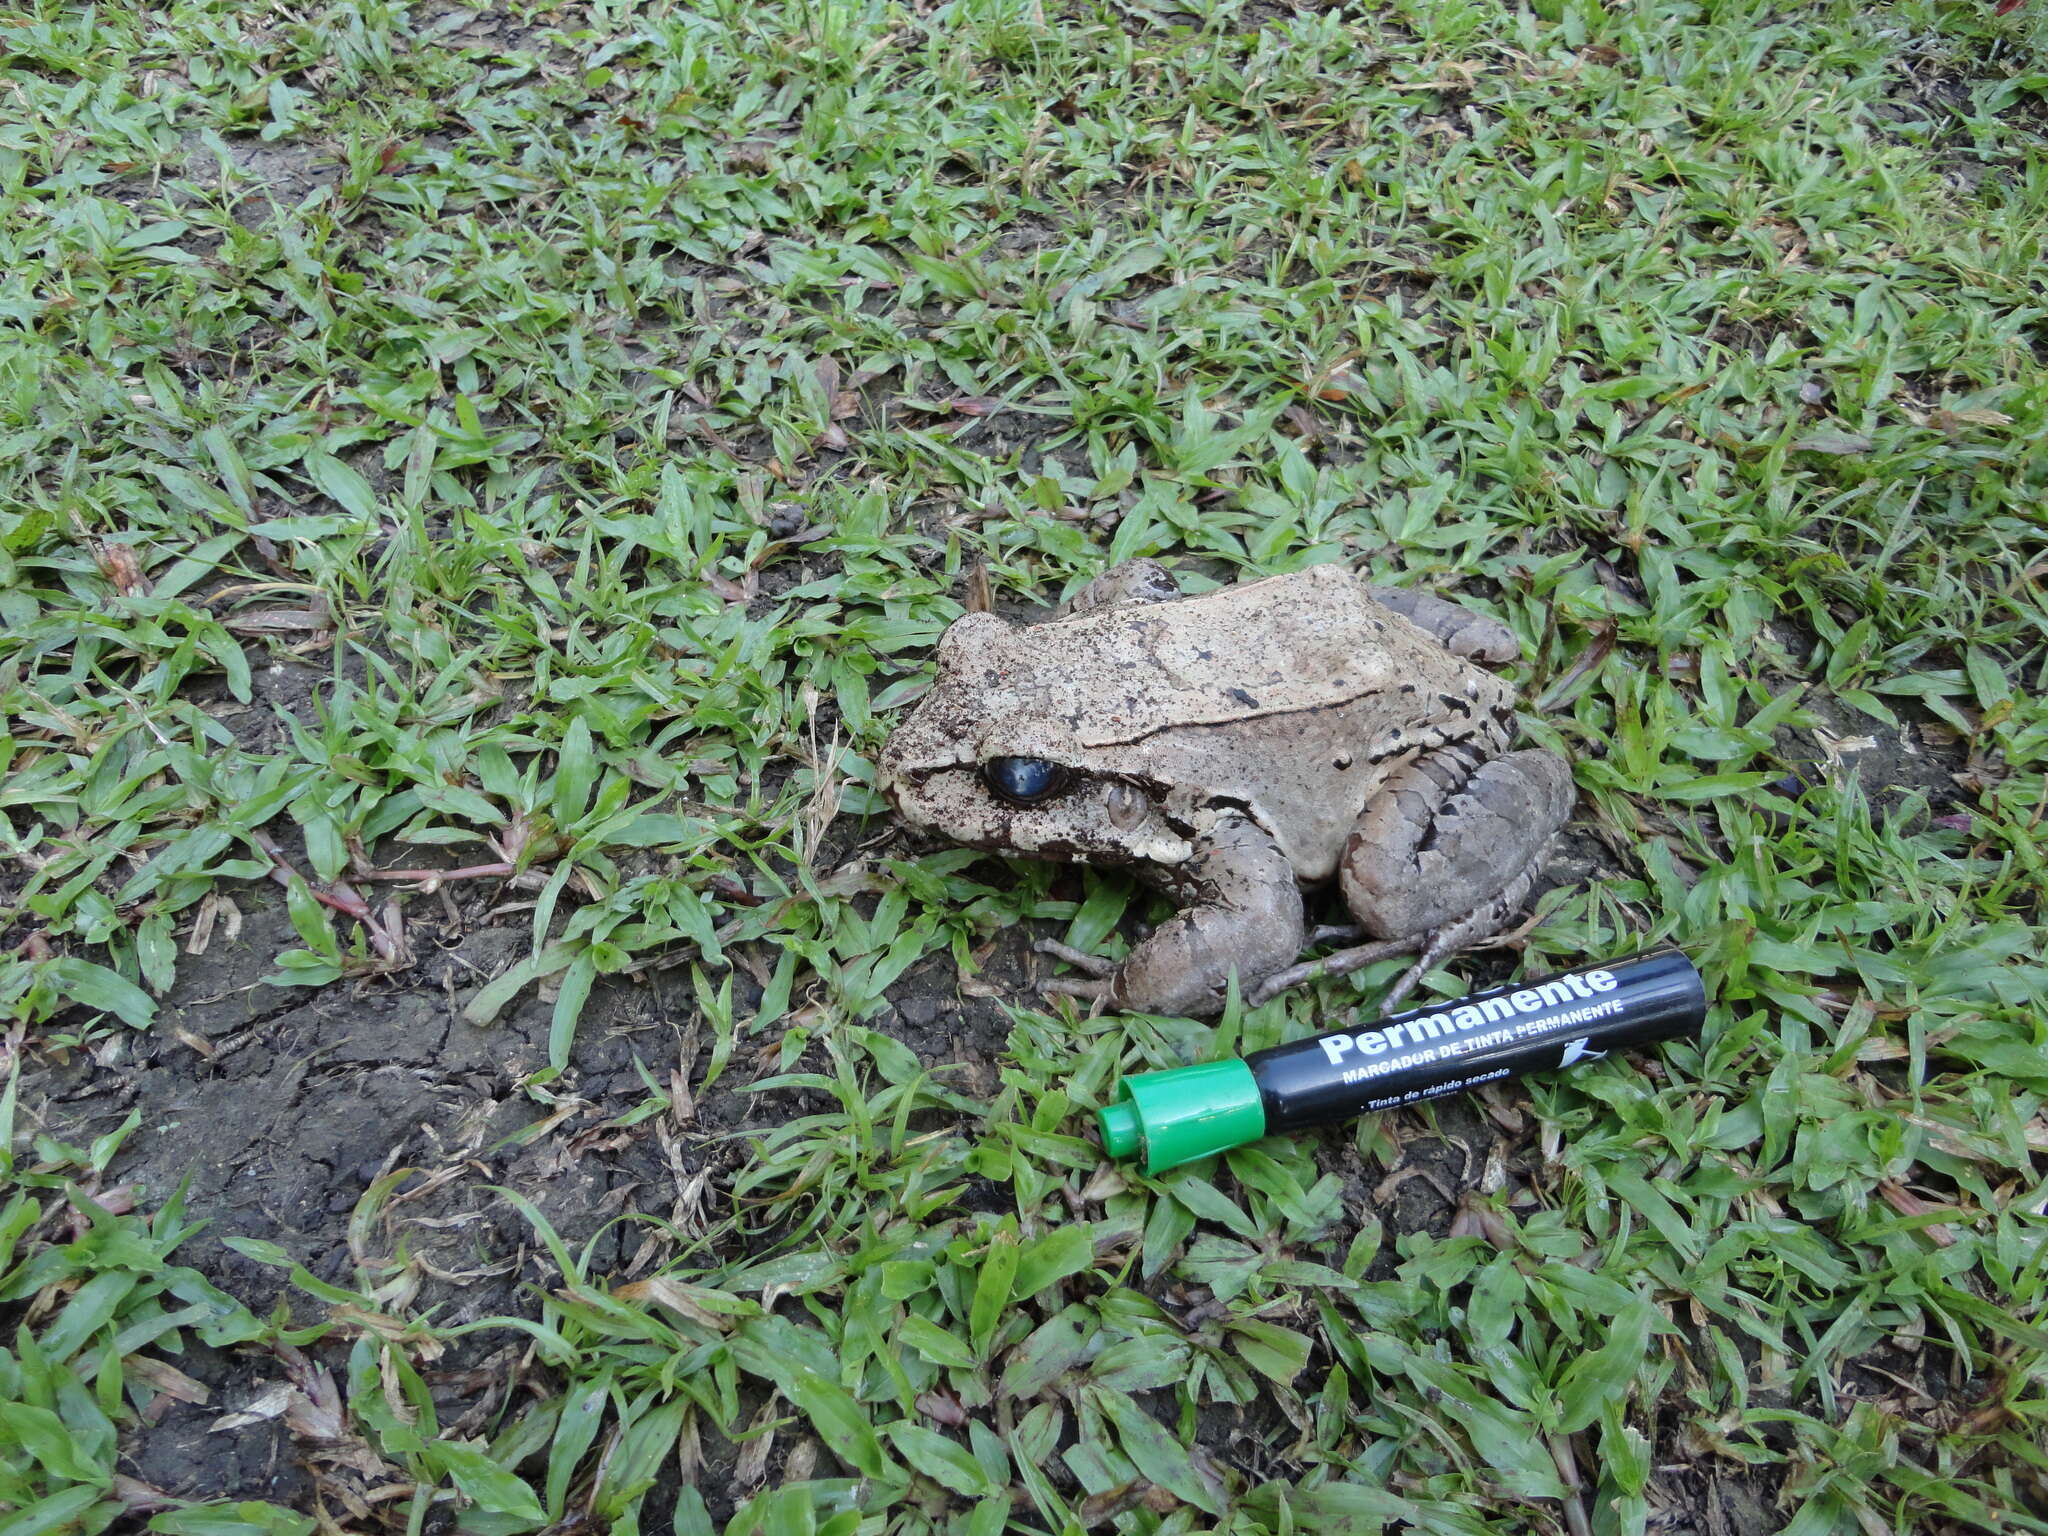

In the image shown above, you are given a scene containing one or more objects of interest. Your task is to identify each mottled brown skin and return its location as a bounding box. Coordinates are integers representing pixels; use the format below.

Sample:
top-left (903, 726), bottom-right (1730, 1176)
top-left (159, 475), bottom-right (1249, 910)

top-left (877, 561), bottom-right (1573, 1017)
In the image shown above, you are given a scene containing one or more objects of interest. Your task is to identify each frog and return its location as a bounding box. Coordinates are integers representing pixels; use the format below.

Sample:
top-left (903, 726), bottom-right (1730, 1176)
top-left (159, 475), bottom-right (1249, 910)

top-left (875, 559), bottom-right (1574, 1018)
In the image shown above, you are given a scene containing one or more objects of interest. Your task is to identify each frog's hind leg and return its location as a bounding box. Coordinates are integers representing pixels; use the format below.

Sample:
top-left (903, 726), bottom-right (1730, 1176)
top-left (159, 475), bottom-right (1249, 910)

top-left (1249, 746), bottom-right (1573, 1009)
top-left (1366, 586), bottom-right (1519, 663)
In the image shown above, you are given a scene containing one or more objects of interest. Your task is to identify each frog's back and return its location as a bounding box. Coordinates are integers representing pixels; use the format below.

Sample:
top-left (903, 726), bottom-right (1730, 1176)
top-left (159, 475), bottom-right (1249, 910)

top-left (1028, 564), bottom-right (1454, 746)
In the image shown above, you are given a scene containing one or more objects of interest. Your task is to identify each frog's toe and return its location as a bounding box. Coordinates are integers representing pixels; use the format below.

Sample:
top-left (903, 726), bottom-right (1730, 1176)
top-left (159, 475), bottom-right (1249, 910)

top-left (1377, 875), bottom-right (1548, 1008)
top-left (1033, 939), bottom-right (1117, 978)
top-left (1247, 936), bottom-right (1414, 1006)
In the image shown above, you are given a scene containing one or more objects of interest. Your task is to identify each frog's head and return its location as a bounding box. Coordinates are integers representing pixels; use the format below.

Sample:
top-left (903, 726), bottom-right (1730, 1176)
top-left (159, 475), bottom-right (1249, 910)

top-left (876, 612), bottom-right (1195, 867)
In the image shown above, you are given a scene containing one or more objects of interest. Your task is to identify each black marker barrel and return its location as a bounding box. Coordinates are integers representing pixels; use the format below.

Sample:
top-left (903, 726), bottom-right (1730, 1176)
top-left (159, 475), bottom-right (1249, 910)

top-left (1097, 951), bottom-right (1706, 1174)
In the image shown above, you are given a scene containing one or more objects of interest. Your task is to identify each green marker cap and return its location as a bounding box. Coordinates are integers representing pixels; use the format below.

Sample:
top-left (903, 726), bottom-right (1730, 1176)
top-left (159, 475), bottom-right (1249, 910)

top-left (1096, 1060), bottom-right (1266, 1175)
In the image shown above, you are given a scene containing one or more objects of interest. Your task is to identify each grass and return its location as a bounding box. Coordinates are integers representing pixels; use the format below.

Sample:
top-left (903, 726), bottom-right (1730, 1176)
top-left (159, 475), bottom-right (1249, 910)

top-left (2, 0), bottom-right (2046, 1530)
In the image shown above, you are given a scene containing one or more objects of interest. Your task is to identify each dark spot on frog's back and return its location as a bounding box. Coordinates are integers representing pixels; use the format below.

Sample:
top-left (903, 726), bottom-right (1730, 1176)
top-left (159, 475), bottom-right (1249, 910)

top-left (1438, 692), bottom-right (1472, 715)
top-left (1228, 688), bottom-right (1260, 708)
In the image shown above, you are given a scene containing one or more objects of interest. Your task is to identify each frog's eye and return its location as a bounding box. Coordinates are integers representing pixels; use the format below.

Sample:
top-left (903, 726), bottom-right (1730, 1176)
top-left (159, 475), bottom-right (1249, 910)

top-left (984, 756), bottom-right (1067, 805)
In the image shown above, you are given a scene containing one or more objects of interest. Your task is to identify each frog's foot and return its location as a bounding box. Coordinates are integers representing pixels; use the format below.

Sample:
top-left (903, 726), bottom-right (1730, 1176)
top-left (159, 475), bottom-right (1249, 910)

top-left (1248, 876), bottom-right (1541, 1011)
top-left (1247, 936), bottom-right (1413, 1007)
top-left (1249, 746), bottom-right (1572, 1010)
top-left (1370, 874), bottom-right (1541, 1011)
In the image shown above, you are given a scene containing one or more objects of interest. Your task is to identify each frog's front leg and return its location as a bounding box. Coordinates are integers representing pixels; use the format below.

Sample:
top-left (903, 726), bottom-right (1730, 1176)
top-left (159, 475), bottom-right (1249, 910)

top-left (1040, 815), bottom-right (1303, 1018)
top-left (1250, 746), bottom-right (1573, 1008)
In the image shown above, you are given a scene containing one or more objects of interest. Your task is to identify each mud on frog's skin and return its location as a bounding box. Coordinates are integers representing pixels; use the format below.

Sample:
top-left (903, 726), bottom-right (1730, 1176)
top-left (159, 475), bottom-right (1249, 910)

top-left (876, 559), bottom-right (1575, 1018)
